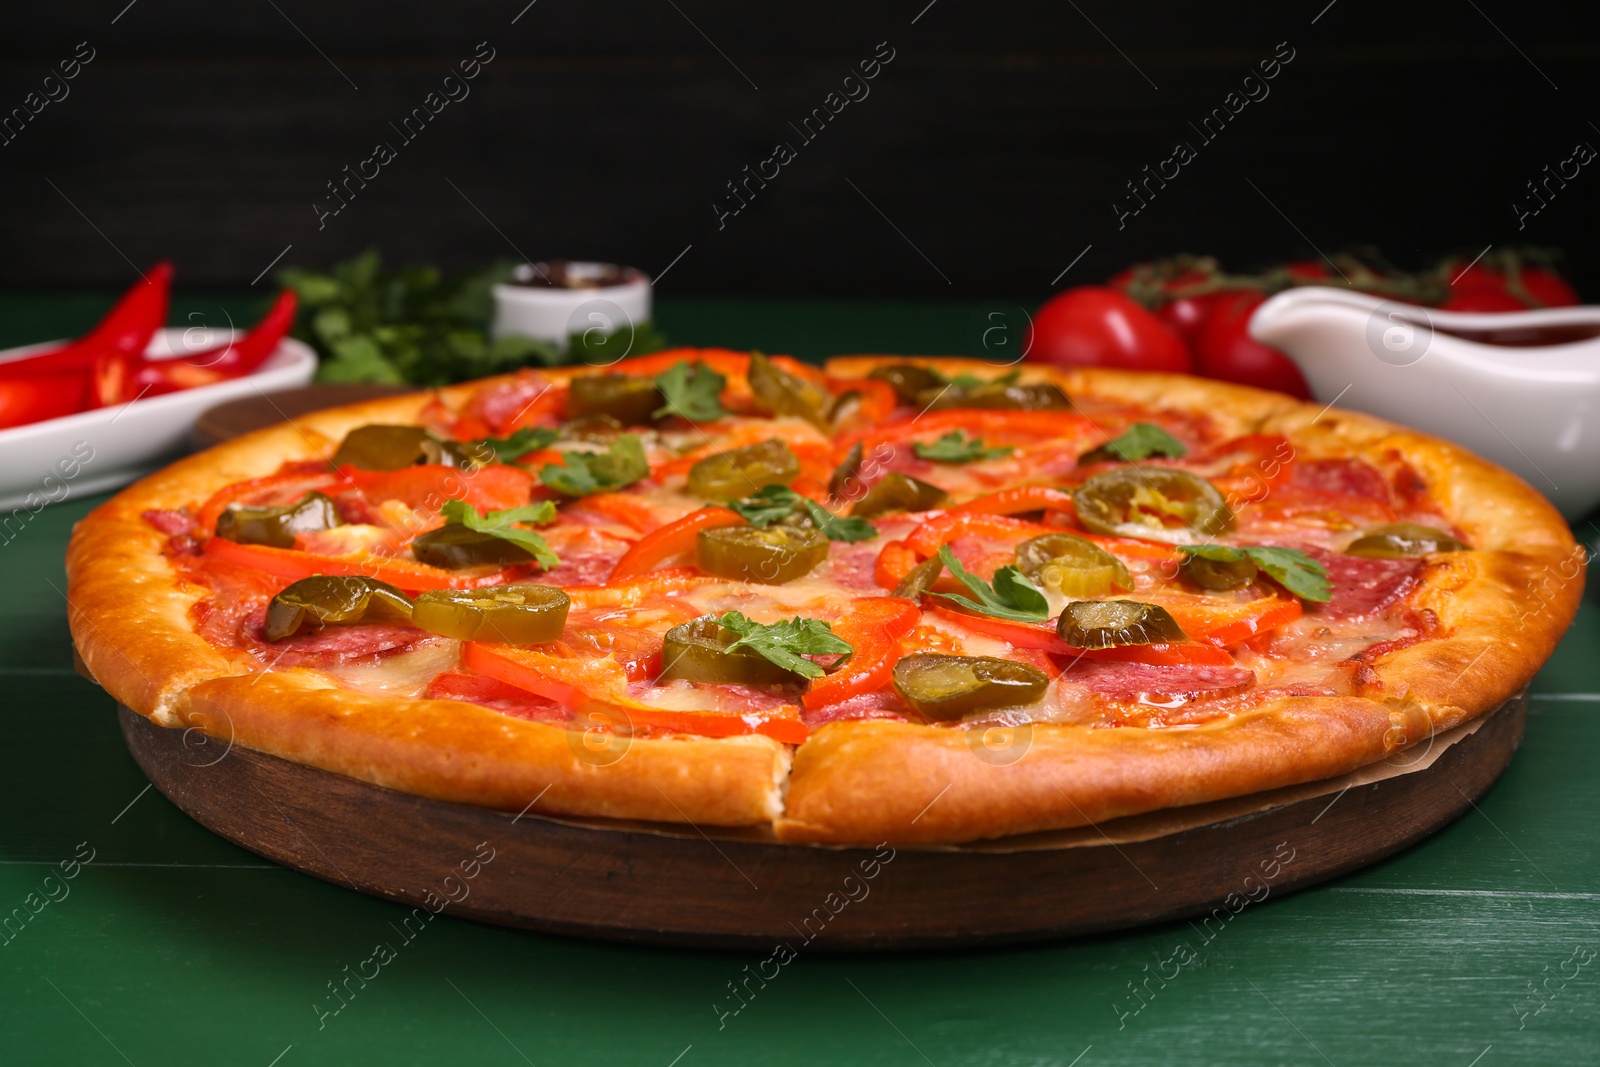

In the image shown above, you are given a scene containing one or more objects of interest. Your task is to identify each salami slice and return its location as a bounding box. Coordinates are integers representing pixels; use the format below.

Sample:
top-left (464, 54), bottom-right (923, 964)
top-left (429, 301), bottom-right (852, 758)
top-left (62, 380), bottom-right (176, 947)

top-left (1067, 661), bottom-right (1255, 703)
top-left (1310, 555), bottom-right (1421, 619)
top-left (1293, 458), bottom-right (1391, 502)
top-left (245, 614), bottom-right (432, 668)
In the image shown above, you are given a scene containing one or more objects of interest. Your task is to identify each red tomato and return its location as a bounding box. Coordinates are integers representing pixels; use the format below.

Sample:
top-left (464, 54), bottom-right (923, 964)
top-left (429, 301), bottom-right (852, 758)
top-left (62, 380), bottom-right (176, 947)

top-left (1442, 261), bottom-right (1579, 310)
top-left (1192, 291), bottom-right (1312, 399)
top-left (1440, 287), bottom-right (1526, 312)
top-left (1518, 266), bottom-right (1580, 307)
top-left (1285, 259), bottom-right (1334, 283)
top-left (1157, 291), bottom-right (1232, 346)
top-left (1027, 287), bottom-right (1191, 373)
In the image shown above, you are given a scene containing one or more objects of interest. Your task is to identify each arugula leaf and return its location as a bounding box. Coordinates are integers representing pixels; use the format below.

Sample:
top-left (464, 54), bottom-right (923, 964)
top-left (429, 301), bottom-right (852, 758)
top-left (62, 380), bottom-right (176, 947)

top-left (929, 545), bottom-right (1050, 622)
top-left (476, 426), bottom-right (559, 463)
top-left (715, 611), bottom-right (852, 680)
top-left (723, 485), bottom-right (878, 542)
top-left (1086, 423), bottom-right (1189, 463)
top-left (914, 430), bottom-right (1015, 464)
top-left (1180, 544), bottom-right (1332, 602)
top-left (653, 362), bottom-right (728, 422)
top-left (438, 499), bottom-right (560, 569)
top-left (539, 434), bottom-right (649, 496)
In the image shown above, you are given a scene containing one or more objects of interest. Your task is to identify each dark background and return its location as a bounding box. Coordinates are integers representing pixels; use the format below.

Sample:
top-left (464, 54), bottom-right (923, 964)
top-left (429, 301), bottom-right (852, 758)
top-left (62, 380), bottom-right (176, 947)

top-left (2, 0), bottom-right (1596, 301)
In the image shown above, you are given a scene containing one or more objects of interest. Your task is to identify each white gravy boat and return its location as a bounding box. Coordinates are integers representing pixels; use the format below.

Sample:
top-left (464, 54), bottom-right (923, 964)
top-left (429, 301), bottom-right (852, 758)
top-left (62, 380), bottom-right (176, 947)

top-left (1250, 286), bottom-right (1600, 519)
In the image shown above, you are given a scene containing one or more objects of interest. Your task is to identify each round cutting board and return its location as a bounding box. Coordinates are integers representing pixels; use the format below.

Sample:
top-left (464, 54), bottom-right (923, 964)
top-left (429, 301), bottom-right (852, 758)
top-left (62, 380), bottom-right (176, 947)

top-left (119, 696), bottom-right (1524, 950)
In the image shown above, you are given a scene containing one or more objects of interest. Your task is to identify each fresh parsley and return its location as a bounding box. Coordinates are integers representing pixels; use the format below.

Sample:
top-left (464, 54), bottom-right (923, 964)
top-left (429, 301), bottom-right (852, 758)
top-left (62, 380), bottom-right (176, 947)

top-left (930, 544), bottom-right (1050, 623)
top-left (280, 250), bottom-right (668, 387)
top-left (540, 434), bottom-right (649, 496)
top-left (724, 485), bottom-right (805, 527)
top-left (1180, 544), bottom-right (1332, 602)
top-left (1083, 423), bottom-right (1189, 463)
top-left (715, 611), bottom-right (853, 680)
top-left (723, 485), bottom-right (877, 542)
top-left (653, 362), bottom-right (728, 422)
top-left (914, 430), bottom-right (1015, 464)
top-left (437, 499), bottom-right (560, 568)
top-left (476, 426), bottom-right (559, 463)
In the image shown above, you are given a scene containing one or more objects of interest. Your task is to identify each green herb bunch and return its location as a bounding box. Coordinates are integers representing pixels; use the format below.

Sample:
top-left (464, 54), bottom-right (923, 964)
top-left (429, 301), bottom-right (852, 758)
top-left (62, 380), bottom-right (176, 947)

top-left (278, 251), bottom-right (667, 386)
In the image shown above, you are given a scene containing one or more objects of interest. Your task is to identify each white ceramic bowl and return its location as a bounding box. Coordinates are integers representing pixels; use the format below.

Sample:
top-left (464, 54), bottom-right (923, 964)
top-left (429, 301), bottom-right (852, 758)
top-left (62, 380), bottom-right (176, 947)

top-left (0, 327), bottom-right (316, 511)
top-left (1250, 287), bottom-right (1600, 519)
top-left (491, 261), bottom-right (652, 353)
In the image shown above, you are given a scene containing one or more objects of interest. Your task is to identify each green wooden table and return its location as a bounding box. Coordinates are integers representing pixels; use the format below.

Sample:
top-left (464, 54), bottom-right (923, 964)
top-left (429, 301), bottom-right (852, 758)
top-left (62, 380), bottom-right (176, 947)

top-left (2, 295), bottom-right (1596, 1066)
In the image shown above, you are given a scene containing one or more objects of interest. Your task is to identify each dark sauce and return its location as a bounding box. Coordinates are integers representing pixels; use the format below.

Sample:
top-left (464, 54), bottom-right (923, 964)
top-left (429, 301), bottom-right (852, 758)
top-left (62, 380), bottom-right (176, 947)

top-left (512, 260), bottom-right (641, 289)
top-left (1427, 321), bottom-right (1600, 347)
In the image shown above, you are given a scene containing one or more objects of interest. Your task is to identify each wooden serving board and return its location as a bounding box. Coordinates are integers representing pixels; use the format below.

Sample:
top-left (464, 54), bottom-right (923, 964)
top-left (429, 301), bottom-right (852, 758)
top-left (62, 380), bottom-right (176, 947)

top-left (119, 697), bottom-right (1525, 950)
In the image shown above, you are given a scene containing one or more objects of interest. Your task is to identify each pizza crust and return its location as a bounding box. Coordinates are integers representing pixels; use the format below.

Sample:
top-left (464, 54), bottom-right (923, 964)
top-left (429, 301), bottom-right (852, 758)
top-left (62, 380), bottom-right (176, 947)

top-left (67, 356), bottom-right (1583, 844)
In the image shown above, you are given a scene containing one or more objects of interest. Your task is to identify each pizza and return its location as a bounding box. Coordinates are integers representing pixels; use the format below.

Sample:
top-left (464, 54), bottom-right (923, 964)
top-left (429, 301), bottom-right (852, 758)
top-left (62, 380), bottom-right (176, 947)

top-left (67, 350), bottom-right (1583, 845)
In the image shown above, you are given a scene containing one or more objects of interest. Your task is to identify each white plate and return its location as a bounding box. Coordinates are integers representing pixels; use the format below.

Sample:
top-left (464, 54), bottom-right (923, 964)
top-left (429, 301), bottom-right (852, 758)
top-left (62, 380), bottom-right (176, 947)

top-left (0, 327), bottom-right (316, 512)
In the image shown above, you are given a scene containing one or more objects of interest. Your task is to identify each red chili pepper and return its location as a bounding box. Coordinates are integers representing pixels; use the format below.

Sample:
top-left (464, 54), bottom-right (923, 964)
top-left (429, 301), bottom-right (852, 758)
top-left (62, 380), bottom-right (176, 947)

top-left (126, 291), bottom-right (299, 400)
top-left (3, 263), bottom-right (172, 377)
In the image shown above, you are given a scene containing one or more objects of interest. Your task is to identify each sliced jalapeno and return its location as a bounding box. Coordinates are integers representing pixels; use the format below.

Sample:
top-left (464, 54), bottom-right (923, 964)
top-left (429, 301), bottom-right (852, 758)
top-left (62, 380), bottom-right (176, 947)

top-left (1056, 599), bottom-right (1186, 649)
top-left (892, 555), bottom-right (945, 600)
top-left (829, 441), bottom-right (866, 504)
top-left (918, 381), bottom-right (1072, 412)
top-left (748, 352), bottom-right (833, 430)
top-left (411, 525), bottom-right (539, 569)
top-left (851, 473), bottom-right (949, 519)
top-left (1072, 467), bottom-right (1233, 543)
top-left (892, 653), bottom-right (1049, 721)
top-left (1345, 523), bottom-right (1467, 559)
top-left (566, 374), bottom-right (663, 426)
top-left (827, 389), bottom-right (863, 426)
top-left (867, 364), bottom-right (943, 405)
top-left (560, 413), bottom-right (626, 442)
top-left (411, 584), bottom-right (570, 644)
top-left (659, 616), bottom-right (797, 686)
top-left (1015, 533), bottom-right (1133, 598)
top-left (215, 492), bottom-right (340, 549)
top-left (332, 425), bottom-right (491, 471)
top-left (686, 439), bottom-right (800, 500)
top-left (264, 575), bottom-right (414, 641)
top-left (1179, 553), bottom-right (1258, 591)
top-left (696, 524), bottom-right (828, 584)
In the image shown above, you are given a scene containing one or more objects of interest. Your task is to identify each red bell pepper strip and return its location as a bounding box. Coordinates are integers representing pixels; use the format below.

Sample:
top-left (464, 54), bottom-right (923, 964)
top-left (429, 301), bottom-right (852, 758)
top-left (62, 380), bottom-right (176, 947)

top-left (873, 540), bottom-right (920, 589)
top-left (902, 513), bottom-right (1055, 558)
top-left (608, 507), bottom-right (744, 580)
top-left (1158, 594), bottom-right (1303, 648)
top-left (193, 466), bottom-right (345, 535)
top-left (837, 408), bottom-right (1098, 458)
top-left (569, 492), bottom-right (661, 534)
top-left (202, 536), bottom-right (515, 591)
top-left (563, 568), bottom-right (719, 610)
top-left (802, 596), bottom-right (921, 710)
top-left (462, 642), bottom-right (808, 743)
top-left (950, 485), bottom-right (1076, 517)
